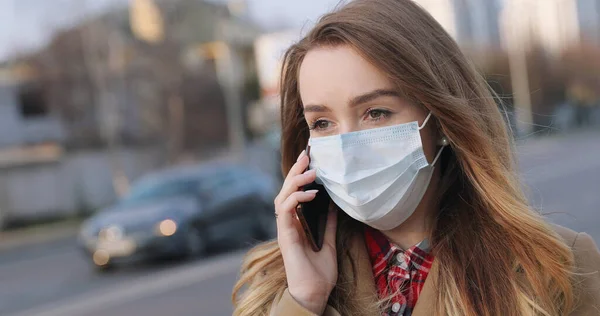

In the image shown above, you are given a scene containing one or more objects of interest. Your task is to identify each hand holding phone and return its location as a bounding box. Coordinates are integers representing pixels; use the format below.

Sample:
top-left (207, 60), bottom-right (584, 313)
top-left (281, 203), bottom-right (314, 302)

top-left (296, 145), bottom-right (331, 252)
top-left (273, 146), bottom-right (338, 315)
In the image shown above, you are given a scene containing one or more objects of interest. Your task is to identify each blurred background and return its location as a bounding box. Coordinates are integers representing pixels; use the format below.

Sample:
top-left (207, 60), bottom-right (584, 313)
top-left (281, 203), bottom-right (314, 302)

top-left (0, 0), bottom-right (598, 315)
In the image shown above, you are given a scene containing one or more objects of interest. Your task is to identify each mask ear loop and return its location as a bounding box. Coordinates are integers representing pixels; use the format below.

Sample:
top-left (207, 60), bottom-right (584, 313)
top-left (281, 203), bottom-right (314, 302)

top-left (418, 112), bottom-right (433, 130)
top-left (418, 111), bottom-right (447, 167)
top-left (431, 145), bottom-right (446, 167)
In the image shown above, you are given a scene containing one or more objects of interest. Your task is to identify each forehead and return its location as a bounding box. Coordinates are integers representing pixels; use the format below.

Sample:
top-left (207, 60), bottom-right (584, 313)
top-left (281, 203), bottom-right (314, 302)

top-left (298, 46), bottom-right (395, 104)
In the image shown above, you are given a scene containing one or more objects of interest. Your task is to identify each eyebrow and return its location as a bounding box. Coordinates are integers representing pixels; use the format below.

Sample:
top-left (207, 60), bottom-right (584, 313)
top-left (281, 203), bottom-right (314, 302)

top-left (303, 89), bottom-right (401, 113)
top-left (349, 89), bottom-right (401, 107)
top-left (303, 104), bottom-right (331, 113)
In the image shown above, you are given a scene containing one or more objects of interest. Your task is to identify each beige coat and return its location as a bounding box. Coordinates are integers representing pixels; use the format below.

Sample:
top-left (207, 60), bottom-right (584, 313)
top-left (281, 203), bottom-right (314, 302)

top-left (270, 224), bottom-right (600, 315)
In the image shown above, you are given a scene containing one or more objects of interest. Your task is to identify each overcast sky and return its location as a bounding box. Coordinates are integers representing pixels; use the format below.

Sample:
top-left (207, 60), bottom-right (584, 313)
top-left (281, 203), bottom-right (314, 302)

top-left (0, 0), bottom-right (345, 61)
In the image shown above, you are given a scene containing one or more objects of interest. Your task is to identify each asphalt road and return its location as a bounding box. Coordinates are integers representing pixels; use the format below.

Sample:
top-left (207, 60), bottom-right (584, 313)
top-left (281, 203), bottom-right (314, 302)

top-left (1, 130), bottom-right (599, 316)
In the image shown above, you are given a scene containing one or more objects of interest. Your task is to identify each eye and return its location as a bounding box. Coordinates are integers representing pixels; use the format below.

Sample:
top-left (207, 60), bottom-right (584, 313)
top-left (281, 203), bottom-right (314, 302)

top-left (309, 119), bottom-right (331, 131)
top-left (366, 108), bottom-right (391, 121)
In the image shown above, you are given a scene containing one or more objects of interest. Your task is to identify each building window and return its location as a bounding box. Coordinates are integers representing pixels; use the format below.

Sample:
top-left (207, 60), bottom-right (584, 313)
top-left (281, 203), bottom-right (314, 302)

top-left (18, 84), bottom-right (48, 118)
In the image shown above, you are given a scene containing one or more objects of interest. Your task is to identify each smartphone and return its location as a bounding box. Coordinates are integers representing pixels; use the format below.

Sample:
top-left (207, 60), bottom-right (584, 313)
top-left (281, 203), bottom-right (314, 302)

top-left (296, 145), bottom-right (330, 252)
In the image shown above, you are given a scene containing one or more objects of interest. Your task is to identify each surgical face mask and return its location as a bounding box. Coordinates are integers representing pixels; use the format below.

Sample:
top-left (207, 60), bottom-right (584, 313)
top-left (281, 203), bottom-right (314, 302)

top-left (308, 112), bottom-right (446, 231)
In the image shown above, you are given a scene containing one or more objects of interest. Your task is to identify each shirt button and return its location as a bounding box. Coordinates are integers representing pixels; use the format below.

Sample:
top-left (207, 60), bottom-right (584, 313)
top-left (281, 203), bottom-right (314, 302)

top-left (392, 302), bottom-right (401, 313)
top-left (396, 253), bottom-right (404, 262)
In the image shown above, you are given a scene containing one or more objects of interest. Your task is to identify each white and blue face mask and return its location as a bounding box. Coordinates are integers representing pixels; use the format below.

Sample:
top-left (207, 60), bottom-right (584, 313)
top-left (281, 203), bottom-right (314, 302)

top-left (308, 113), bottom-right (446, 231)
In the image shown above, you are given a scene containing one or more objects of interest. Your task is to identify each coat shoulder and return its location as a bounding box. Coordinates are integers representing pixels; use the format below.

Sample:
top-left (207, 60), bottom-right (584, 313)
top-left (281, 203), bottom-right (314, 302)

top-left (549, 223), bottom-right (579, 246)
top-left (548, 223), bottom-right (600, 272)
top-left (549, 224), bottom-right (600, 315)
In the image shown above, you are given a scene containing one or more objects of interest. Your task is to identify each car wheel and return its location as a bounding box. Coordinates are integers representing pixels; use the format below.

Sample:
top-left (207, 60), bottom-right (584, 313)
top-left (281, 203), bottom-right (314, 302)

top-left (185, 227), bottom-right (206, 258)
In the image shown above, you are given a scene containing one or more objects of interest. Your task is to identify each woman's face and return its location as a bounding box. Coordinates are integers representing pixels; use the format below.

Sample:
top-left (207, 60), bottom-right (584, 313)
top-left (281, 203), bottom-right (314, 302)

top-left (298, 45), bottom-right (439, 164)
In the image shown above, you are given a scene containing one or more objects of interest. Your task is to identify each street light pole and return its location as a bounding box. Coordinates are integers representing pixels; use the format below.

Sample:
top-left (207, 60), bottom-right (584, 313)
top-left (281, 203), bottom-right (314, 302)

top-left (215, 42), bottom-right (246, 156)
top-left (215, 17), bottom-right (246, 156)
top-left (505, 0), bottom-right (534, 137)
top-left (508, 36), bottom-right (534, 136)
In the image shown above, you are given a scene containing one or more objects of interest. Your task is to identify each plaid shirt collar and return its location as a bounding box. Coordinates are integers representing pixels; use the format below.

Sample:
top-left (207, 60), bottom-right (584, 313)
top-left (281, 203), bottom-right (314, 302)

top-left (364, 226), bottom-right (434, 316)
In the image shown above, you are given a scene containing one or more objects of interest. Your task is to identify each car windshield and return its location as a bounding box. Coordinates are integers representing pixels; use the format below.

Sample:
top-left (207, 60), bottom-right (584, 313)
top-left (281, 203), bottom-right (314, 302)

top-left (121, 178), bottom-right (199, 205)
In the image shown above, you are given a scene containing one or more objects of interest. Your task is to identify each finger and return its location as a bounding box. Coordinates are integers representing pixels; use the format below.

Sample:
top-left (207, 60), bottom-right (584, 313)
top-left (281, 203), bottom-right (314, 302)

top-left (276, 190), bottom-right (318, 246)
top-left (289, 149), bottom-right (309, 177)
top-left (274, 150), bottom-right (309, 205)
top-left (323, 207), bottom-right (338, 250)
top-left (278, 169), bottom-right (316, 203)
top-left (277, 190), bottom-right (318, 231)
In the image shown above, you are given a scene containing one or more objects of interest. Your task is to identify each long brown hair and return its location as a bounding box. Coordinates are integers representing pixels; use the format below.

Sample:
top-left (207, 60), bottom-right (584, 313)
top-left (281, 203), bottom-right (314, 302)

top-left (233, 1), bottom-right (575, 315)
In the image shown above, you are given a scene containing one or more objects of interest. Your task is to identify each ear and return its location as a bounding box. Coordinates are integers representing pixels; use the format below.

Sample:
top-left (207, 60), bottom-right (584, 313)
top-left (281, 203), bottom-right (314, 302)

top-left (428, 111), bottom-right (447, 147)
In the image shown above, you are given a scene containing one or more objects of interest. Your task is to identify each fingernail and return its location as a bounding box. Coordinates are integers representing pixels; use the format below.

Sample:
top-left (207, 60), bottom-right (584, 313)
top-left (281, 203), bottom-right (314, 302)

top-left (297, 150), bottom-right (306, 162)
top-left (305, 169), bottom-right (317, 176)
top-left (305, 189), bottom-right (319, 194)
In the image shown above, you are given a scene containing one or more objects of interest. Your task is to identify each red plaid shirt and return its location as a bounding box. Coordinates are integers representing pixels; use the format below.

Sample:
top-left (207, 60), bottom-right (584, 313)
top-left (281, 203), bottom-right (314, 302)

top-left (364, 227), bottom-right (434, 316)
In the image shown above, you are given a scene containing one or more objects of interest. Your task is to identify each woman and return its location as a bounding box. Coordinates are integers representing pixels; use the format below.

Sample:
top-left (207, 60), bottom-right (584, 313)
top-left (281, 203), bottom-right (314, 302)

top-left (232, 0), bottom-right (600, 315)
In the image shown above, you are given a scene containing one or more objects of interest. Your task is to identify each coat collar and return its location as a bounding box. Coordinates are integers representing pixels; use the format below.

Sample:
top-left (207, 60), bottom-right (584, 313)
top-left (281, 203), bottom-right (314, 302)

top-left (346, 232), bottom-right (438, 316)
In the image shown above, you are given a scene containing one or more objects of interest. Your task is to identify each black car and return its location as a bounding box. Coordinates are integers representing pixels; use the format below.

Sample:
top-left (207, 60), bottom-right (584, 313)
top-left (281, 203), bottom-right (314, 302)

top-left (78, 163), bottom-right (277, 269)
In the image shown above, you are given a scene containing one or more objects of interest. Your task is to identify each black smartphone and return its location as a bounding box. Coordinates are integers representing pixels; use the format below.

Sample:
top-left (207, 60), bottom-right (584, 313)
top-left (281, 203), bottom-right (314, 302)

top-left (296, 145), bottom-right (330, 252)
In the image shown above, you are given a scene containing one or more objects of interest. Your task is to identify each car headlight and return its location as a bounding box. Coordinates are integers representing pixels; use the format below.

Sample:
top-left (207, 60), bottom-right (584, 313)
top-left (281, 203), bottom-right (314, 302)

top-left (155, 219), bottom-right (177, 237)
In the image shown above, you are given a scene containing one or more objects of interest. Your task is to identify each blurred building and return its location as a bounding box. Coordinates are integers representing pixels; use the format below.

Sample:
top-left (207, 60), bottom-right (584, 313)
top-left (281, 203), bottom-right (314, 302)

top-left (411, 0), bottom-right (600, 134)
top-left (0, 0), bottom-right (263, 228)
top-left (412, 0), bottom-right (600, 53)
top-left (21, 0), bottom-right (260, 152)
top-left (576, 0), bottom-right (600, 44)
top-left (496, 0), bottom-right (600, 133)
top-left (0, 63), bottom-right (66, 148)
top-left (0, 59), bottom-right (163, 228)
top-left (501, 0), bottom-right (600, 53)
top-left (413, 0), bottom-right (503, 50)
top-left (501, 0), bottom-right (580, 54)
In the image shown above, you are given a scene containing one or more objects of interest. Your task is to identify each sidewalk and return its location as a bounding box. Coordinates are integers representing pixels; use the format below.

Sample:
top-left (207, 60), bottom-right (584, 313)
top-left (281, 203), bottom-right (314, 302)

top-left (0, 219), bottom-right (81, 252)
